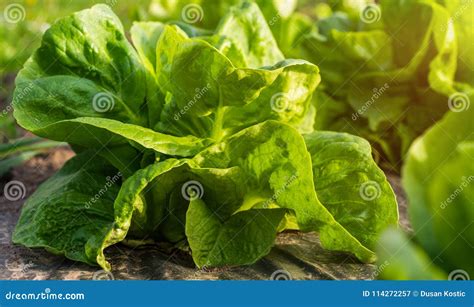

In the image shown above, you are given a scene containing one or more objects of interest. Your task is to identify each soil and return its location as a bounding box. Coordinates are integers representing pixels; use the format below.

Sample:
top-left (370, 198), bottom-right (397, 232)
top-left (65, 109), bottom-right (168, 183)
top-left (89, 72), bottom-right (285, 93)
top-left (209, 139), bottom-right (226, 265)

top-left (0, 147), bottom-right (410, 280)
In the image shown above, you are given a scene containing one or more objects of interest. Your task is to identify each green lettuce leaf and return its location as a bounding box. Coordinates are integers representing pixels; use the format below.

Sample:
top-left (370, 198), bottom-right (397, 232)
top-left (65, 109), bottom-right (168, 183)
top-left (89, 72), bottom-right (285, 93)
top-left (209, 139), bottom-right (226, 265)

top-left (13, 152), bottom-right (120, 266)
top-left (214, 0), bottom-right (284, 68)
top-left (130, 21), bottom-right (167, 127)
top-left (186, 199), bottom-right (286, 267)
top-left (304, 131), bottom-right (398, 249)
top-left (438, 0), bottom-right (474, 84)
top-left (14, 4), bottom-right (147, 128)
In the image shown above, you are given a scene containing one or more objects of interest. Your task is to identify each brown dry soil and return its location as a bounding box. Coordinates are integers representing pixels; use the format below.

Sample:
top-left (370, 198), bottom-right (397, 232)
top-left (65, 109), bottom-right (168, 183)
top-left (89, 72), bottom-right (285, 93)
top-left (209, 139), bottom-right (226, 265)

top-left (0, 147), bottom-right (410, 280)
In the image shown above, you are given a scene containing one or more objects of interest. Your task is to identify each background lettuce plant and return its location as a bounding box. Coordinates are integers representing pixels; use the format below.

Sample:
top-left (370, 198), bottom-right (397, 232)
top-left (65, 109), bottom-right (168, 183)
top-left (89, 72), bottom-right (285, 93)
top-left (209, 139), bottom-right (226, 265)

top-left (377, 91), bottom-right (473, 279)
top-left (291, 0), bottom-right (474, 169)
top-left (12, 2), bottom-right (397, 270)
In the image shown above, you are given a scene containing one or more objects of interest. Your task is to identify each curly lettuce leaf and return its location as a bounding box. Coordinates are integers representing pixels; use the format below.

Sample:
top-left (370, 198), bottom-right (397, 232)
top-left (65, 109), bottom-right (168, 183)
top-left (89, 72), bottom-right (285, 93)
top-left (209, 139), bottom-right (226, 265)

top-left (12, 152), bottom-right (120, 267)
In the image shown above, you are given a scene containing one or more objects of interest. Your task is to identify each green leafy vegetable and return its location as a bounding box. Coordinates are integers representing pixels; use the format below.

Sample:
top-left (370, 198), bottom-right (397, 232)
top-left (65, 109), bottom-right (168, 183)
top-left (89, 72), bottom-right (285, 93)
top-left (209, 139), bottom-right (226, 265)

top-left (378, 91), bottom-right (473, 279)
top-left (12, 2), bottom-right (397, 270)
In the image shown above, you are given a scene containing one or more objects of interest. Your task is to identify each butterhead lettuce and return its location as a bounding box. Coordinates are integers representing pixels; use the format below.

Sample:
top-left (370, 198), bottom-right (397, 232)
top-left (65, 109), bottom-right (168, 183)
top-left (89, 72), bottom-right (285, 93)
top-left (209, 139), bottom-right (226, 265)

top-left (12, 2), bottom-right (398, 270)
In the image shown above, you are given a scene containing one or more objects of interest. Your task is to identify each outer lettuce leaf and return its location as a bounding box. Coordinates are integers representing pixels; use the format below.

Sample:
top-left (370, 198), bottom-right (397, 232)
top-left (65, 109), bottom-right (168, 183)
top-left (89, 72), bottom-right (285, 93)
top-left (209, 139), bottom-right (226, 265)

top-left (402, 92), bottom-right (474, 276)
top-left (304, 131), bottom-right (398, 249)
top-left (97, 159), bottom-right (187, 269)
top-left (26, 117), bottom-right (211, 157)
top-left (14, 4), bottom-right (148, 128)
top-left (186, 200), bottom-right (286, 267)
top-left (13, 152), bottom-right (119, 267)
